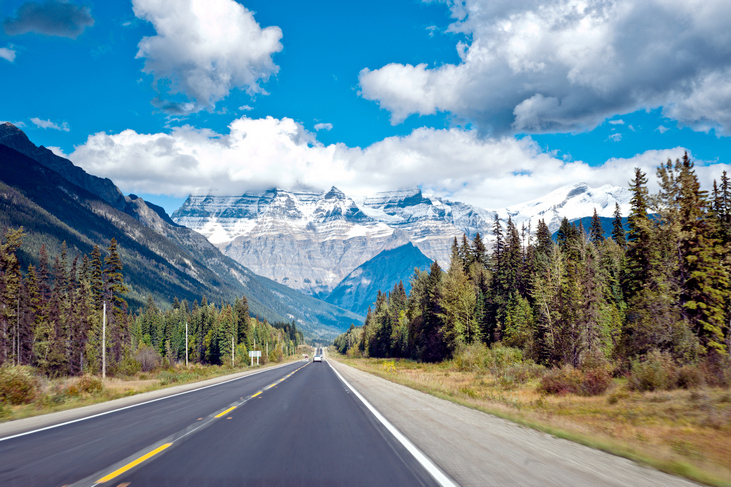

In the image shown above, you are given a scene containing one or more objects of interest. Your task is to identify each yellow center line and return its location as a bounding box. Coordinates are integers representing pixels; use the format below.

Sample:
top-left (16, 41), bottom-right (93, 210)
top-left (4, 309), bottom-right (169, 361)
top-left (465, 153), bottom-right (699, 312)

top-left (252, 391), bottom-right (262, 398)
top-left (215, 406), bottom-right (236, 418)
top-left (96, 443), bottom-right (172, 483)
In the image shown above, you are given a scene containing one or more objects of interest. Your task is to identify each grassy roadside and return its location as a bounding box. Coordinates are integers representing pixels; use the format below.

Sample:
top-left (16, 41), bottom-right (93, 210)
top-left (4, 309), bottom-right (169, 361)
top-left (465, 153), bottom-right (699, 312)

top-left (334, 354), bottom-right (731, 487)
top-left (0, 356), bottom-right (303, 424)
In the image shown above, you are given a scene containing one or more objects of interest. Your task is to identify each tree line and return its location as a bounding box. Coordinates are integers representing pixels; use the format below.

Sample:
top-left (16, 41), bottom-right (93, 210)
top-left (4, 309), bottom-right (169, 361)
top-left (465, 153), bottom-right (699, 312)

top-left (134, 296), bottom-right (303, 368)
top-left (335, 154), bottom-right (731, 370)
top-left (0, 231), bottom-right (303, 376)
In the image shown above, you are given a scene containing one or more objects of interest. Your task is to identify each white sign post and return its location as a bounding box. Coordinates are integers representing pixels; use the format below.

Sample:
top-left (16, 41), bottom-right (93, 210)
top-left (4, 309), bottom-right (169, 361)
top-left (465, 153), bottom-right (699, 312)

top-left (249, 350), bottom-right (261, 366)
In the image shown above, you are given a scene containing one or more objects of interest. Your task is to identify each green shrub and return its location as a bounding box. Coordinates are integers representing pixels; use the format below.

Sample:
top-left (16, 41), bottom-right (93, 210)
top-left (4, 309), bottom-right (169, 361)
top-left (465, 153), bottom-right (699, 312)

top-left (0, 365), bottom-right (40, 405)
top-left (629, 350), bottom-right (678, 391)
top-left (454, 343), bottom-right (525, 372)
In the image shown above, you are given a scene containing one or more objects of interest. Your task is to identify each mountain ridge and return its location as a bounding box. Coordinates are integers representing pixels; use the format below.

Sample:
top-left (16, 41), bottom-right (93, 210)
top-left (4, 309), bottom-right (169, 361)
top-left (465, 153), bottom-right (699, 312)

top-left (173, 182), bottom-right (632, 296)
top-left (0, 125), bottom-right (362, 339)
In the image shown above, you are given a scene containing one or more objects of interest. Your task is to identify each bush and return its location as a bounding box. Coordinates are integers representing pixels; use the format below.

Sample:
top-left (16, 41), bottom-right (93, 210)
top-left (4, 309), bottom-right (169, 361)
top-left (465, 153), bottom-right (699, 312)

top-left (699, 353), bottom-right (731, 388)
top-left (135, 344), bottom-right (162, 372)
top-left (629, 350), bottom-right (678, 391)
top-left (0, 365), bottom-right (40, 405)
top-left (77, 375), bottom-right (104, 394)
top-left (454, 343), bottom-right (524, 372)
top-left (539, 366), bottom-right (584, 395)
top-left (538, 365), bottom-right (612, 396)
top-left (581, 368), bottom-right (613, 396)
top-left (676, 364), bottom-right (705, 389)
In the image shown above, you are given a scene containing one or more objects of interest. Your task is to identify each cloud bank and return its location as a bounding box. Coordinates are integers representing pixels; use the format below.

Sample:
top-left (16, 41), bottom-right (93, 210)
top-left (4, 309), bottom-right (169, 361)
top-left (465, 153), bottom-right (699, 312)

top-left (359, 0), bottom-right (731, 136)
top-left (133, 0), bottom-right (283, 114)
top-left (69, 116), bottom-right (725, 210)
top-left (3, 0), bottom-right (94, 38)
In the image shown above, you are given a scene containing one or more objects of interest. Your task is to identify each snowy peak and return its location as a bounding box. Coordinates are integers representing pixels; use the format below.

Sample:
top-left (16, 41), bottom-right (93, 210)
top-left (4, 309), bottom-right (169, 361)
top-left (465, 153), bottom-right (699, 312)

top-left (499, 182), bottom-right (631, 233)
top-left (172, 182), bottom-right (631, 295)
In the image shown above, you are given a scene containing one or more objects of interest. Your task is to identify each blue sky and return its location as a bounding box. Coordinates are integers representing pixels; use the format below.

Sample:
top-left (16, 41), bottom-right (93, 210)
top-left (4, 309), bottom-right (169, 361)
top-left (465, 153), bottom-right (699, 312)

top-left (2, 0), bottom-right (731, 215)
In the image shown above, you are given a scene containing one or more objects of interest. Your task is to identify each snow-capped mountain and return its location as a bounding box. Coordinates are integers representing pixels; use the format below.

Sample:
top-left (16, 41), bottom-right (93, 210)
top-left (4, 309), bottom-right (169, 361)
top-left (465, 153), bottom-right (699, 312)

top-left (172, 182), bottom-right (631, 296)
top-left (498, 182), bottom-right (631, 235)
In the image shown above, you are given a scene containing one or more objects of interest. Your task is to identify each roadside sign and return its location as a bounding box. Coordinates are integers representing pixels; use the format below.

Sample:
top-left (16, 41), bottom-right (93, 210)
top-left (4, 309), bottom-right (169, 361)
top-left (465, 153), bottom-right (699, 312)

top-left (249, 350), bottom-right (261, 365)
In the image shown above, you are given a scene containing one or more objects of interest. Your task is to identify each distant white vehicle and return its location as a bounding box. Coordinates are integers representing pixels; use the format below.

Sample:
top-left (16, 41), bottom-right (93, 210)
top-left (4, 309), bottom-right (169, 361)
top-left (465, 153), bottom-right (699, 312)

top-left (313, 355), bottom-right (322, 363)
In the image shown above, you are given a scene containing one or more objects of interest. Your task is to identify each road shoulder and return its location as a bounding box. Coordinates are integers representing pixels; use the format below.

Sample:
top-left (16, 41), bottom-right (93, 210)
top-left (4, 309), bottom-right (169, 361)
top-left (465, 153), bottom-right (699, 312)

top-left (329, 358), bottom-right (700, 487)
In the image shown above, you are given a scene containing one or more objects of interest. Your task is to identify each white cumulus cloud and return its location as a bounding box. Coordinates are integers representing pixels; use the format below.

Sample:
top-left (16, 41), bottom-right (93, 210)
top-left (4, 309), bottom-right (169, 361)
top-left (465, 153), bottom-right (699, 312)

top-left (314, 123), bottom-right (333, 131)
top-left (133, 0), bottom-right (283, 114)
top-left (68, 116), bottom-right (723, 210)
top-left (359, 0), bottom-right (731, 135)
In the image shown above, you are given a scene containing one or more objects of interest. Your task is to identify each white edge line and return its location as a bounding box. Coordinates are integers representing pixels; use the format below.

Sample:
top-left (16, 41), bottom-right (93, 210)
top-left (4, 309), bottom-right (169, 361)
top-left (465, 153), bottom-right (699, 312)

top-left (0, 360), bottom-right (304, 443)
top-left (328, 361), bottom-right (458, 487)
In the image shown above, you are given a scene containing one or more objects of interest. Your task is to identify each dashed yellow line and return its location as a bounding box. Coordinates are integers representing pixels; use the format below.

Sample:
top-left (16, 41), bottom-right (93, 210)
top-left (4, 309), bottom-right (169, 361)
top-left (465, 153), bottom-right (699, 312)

top-left (252, 391), bottom-right (262, 398)
top-left (215, 406), bottom-right (237, 418)
top-left (96, 443), bottom-right (172, 483)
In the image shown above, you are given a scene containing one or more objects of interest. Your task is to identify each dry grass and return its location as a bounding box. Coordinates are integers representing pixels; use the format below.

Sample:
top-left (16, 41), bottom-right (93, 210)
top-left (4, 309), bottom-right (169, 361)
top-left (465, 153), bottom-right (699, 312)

top-left (338, 355), bottom-right (731, 487)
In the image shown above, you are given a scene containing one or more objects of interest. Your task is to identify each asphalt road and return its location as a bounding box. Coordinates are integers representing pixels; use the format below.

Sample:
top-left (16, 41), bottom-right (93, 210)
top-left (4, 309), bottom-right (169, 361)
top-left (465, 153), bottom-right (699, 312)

top-left (0, 360), bottom-right (441, 487)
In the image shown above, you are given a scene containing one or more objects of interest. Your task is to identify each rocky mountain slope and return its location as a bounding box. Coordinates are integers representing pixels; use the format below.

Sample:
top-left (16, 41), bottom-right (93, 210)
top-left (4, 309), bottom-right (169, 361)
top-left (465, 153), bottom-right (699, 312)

top-left (325, 243), bottom-right (433, 316)
top-left (173, 184), bottom-right (631, 296)
top-left (0, 126), bottom-right (362, 338)
top-left (0, 122), bottom-right (127, 210)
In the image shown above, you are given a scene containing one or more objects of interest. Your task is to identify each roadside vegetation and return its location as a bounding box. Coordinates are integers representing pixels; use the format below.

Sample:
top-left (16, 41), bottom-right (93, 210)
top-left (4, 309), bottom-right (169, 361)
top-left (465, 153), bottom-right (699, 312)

top-left (334, 156), bottom-right (731, 486)
top-left (0, 230), bottom-right (308, 421)
top-left (0, 344), bottom-right (310, 423)
top-left (336, 346), bottom-right (731, 486)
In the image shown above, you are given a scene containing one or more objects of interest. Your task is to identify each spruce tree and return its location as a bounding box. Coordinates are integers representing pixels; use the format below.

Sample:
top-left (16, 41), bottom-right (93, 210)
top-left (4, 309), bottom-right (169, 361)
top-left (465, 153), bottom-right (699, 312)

top-left (590, 208), bottom-right (604, 243)
top-left (676, 154), bottom-right (730, 353)
top-left (624, 168), bottom-right (652, 296)
top-left (535, 219), bottom-right (552, 257)
top-left (611, 203), bottom-right (626, 247)
top-left (471, 232), bottom-right (488, 268)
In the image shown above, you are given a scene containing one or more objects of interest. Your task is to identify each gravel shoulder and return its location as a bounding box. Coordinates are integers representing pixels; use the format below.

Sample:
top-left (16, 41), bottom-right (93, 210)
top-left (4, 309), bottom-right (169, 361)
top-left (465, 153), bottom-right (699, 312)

top-left (330, 358), bottom-right (701, 487)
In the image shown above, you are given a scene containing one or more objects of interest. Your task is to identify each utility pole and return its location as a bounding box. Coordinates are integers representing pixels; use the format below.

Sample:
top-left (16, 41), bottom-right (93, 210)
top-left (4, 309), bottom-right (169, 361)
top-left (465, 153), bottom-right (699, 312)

top-left (15, 296), bottom-right (19, 366)
top-left (232, 336), bottom-right (235, 367)
top-left (185, 321), bottom-right (188, 367)
top-left (102, 301), bottom-right (106, 380)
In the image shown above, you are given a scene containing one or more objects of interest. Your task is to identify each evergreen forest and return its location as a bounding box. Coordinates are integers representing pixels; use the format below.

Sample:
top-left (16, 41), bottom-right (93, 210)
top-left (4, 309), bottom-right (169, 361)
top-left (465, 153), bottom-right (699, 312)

top-left (335, 155), bottom-right (731, 377)
top-left (0, 234), bottom-right (303, 377)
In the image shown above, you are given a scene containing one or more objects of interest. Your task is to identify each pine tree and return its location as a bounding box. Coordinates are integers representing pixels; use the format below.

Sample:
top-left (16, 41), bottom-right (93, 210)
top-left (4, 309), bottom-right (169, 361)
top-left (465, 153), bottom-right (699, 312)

top-left (103, 238), bottom-right (129, 363)
top-left (471, 232), bottom-right (488, 268)
top-left (0, 228), bottom-right (23, 365)
top-left (611, 203), bottom-right (626, 247)
top-left (535, 219), bottom-right (552, 257)
top-left (590, 208), bottom-right (604, 243)
top-left (675, 154), bottom-right (730, 353)
top-left (624, 168), bottom-right (653, 296)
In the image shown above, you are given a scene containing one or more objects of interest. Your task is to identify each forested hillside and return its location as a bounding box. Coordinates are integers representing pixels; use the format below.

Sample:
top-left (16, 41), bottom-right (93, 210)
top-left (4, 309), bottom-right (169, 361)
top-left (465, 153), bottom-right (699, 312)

top-left (0, 231), bottom-right (303, 375)
top-left (336, 155), bottom-right (731, 374)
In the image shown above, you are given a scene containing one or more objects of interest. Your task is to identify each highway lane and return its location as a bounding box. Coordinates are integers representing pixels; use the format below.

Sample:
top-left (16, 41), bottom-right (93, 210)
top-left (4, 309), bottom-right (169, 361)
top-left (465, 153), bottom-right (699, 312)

top-left (0, 361), bottom-right (306, 486)
top-left (107, 359), bottom-right (439, 486)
